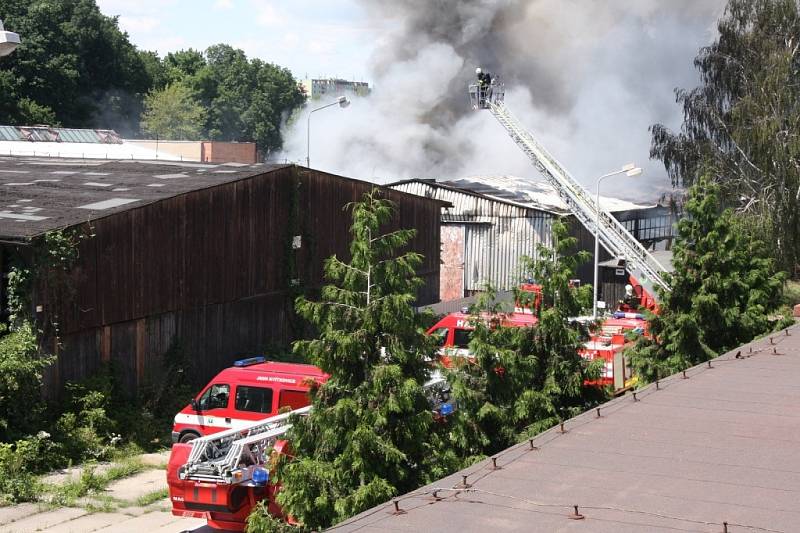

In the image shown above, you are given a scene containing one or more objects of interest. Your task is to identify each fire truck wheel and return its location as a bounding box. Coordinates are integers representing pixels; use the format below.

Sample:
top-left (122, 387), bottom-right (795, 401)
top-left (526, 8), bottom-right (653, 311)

top-left (179, 431), bottom-right (200, 443)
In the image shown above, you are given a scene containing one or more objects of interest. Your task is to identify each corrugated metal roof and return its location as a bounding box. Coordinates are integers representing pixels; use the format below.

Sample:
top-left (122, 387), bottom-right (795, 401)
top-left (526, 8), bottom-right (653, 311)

top-left (390, 177), bottom-right (655, 217)
top-left (332, 325), bottom-right (800, 532)
top-left (446, 175), bottom-right (655, 213)
top-left (390, 178), bottom-right (564, 216)
top-left (0, 125), bottom-right (123, 144)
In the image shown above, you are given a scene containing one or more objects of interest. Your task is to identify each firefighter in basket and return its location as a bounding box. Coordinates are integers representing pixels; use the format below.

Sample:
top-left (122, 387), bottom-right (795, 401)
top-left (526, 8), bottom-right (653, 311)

top-left (475, 67), bottom-right (493, 106)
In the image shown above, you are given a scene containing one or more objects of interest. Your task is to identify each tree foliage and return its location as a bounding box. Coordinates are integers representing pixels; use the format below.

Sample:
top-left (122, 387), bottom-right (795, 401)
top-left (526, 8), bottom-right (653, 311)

top-left (651, 0), bottom-right (800, 271)
top-left (0, 0), bottom-right (155, 135)
top-left (629, 177), bottom-right (785, 382)
top-left (267, 191), bottom-right (453, 530)
top-left (140, 83), bottom-right (205, 140)
top-left (168, 44), bottom-right (306, 155)
top-left (0, 3), bottom-right (306, 153)
top-left (446, 220), bottom-right (605, 458)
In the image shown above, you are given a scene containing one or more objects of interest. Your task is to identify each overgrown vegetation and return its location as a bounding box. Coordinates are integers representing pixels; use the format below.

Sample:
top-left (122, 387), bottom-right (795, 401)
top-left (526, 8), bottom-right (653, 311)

top-left (628, 178), bottom-right (787, 382)
top-left (0, 224), bottom-right (196, 505)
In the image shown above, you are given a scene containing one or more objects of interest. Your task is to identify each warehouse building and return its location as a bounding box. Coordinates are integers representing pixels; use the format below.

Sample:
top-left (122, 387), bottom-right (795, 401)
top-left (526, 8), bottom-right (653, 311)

top-left (0, 157), bottom-right (444, 394)
top-left (390, 176), bottom-right (674, 303)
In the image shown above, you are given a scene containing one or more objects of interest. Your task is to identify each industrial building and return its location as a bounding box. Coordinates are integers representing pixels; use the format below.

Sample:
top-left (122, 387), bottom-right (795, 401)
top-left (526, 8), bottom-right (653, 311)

top-left (300, 78), bottom-right (370, 100)
top-left (390, 176), bottom-right (674, 303)
top-left (334, 327), bottom-right (800, 532)
top-left (0, 125), bottom-right (258, 163)
top-left (0, 157), bottom-right (444, 394)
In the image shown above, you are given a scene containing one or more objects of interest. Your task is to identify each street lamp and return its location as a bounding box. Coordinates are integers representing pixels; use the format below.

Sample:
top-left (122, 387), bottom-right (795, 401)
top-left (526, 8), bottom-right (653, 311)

top-left (593, 163), bottom-right (643, 319)
top-left (0, 19), bottom-right (20, 57)
top-left (306, 95), bottom-right (350, 168)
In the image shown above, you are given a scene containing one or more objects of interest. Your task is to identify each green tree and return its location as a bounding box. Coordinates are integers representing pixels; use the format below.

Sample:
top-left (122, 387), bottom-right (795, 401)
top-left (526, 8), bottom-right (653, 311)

top-left (651, 0), bottom-right (800, 271)
top-left (140, 83), bottom-right (205, 140)
top-left (446, 220), bottom-right (604, 458)
top-left (172, 44), bottom-right (306, 155)
top-left (629, 177), bottom-right (785, 382)
top-left (262, 190), bottom-right (453, 530)
top-left (0, 0), bottom-right (155, 134)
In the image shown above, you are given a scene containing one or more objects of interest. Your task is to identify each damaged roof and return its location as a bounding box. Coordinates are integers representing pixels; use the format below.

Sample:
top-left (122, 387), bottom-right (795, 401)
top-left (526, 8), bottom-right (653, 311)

top-left (391, 176), bottom-right (656, 215)
top-left (0, 156), bottom-right (286, 239)
top-left (332, 325), bottom-right (800, 533)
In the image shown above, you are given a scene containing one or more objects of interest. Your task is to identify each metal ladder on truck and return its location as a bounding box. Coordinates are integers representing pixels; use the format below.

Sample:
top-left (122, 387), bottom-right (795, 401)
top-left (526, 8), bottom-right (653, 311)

top-left (178, 406), bottom-right (311, 484)
top-left (468, 81), bottom-right (670, 300)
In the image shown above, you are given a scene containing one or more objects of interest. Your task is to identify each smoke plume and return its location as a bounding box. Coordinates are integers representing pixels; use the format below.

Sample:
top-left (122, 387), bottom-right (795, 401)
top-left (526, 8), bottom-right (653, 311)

top-left (280, 0), bottom-right (727, 200)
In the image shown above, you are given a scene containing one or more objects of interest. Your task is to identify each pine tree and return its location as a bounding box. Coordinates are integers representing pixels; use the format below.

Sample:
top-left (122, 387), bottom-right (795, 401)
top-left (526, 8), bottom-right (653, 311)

top-left (260, 190), bottom-right (454, 530)
top-left (446, 220), bottom-right (605, 458)
top-left (629, 177), bottom-right (785, 382)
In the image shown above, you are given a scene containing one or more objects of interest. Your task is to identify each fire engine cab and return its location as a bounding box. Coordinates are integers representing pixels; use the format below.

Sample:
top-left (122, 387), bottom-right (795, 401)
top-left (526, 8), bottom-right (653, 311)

top-left (426, 311), bottom-right (538, 365)
top-left (171, 357), bottom-right (328, 443)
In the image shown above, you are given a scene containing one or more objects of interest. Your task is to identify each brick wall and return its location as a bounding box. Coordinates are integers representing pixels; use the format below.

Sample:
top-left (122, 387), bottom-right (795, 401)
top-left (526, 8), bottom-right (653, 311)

top-left (201, 142), bottom-right (258, 163)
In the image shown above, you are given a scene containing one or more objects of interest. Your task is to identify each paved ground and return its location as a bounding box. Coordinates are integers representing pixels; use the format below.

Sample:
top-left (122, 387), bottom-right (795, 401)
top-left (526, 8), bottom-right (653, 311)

top-left (0, 451), bottom-right (217, 533)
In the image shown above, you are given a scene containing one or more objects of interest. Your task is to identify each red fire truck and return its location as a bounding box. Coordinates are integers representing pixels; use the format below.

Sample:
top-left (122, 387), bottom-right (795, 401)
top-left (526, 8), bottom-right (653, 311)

top-left (426, 283), bottom-right (542, 366)
top-left (579, 311), bottom-right (647, 390)
top-left (168, 369), bottom-right (454, 531)
top-left (171, 357), bottom-right (328, 443)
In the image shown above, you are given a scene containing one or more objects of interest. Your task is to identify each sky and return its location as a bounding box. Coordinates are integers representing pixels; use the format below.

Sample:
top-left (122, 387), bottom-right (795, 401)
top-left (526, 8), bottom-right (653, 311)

top-left (96, 0), bottom-right (377, 82)
top-left (97, 0), bottom-right (728, 201)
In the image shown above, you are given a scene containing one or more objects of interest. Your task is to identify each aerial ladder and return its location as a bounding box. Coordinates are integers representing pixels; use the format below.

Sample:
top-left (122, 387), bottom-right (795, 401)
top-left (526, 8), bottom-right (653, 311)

top-left (468, 78), bottom-right (670, 302)
top-left (168, 375), bottom-right (454, 531)
top-left (167, 407), bottom-right (310, 531)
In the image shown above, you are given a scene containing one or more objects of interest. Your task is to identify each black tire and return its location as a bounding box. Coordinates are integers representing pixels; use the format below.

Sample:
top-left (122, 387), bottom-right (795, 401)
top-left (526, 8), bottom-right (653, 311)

top-left (179, 431), bottom-right (200, 443)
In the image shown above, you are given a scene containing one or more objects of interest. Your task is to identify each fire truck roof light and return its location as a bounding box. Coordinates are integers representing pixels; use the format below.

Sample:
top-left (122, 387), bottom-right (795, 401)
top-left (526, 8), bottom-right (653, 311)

top-left (234, 356), bottom-right (267, 367)
top-left (252, 467), bottom-right (269, 485)
top-left (439, 403), bottom-right (454, 416)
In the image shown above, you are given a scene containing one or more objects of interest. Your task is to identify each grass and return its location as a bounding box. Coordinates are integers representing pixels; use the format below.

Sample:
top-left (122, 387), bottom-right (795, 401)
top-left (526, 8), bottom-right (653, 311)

top-left (44, 456), bottom-right (147, 507)
top-left (135, 488), bottom-right (168, 507)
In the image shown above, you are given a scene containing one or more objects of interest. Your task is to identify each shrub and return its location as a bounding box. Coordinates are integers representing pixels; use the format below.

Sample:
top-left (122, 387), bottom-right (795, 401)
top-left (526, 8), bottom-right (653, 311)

top-left (0, 433), bottom-right (54, 503)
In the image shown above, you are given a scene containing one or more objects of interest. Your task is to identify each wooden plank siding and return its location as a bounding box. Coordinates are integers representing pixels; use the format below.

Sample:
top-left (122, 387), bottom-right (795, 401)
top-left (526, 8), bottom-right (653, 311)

top-left (34, 165), bottom-right (442, 393)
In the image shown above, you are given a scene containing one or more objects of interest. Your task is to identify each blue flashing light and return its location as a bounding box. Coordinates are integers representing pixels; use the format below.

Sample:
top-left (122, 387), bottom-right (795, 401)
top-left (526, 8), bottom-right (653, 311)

top-left (252, 467), bottom-right (269, 485)
top-left (234, 356), bottom-right (267, 367)
top-left (439, 403), bottom-right (454, 416)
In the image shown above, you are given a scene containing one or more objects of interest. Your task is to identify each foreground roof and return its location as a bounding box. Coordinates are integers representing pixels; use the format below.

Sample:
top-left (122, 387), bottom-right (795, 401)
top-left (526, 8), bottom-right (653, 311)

top-left (0, 156), bottom-right (285, 239)
top-left (332, 324), bottom-right (800, 532)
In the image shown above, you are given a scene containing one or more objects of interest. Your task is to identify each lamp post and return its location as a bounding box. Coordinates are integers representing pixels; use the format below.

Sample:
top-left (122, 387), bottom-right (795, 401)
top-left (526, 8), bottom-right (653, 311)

top-left (306, 95), bottom-right (350, 168)
top-left (593, 163), bottom-right (643, 319)
top-left (0, 19), bottom-right (21, 57)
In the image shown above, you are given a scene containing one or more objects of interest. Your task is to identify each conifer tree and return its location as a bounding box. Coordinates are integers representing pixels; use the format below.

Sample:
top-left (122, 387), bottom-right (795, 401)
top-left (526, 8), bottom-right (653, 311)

top-left (446, 221), bottom-right (604, 458)
top-left (629, 177), bottom-right (785, 382)
top-left (259, 190), bottom-right (454, 531)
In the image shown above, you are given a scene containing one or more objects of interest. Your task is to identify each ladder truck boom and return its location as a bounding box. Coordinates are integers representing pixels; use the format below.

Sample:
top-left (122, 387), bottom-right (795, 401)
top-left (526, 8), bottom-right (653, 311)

top-left (180, 405), bottom-right (310, 483)
top-left (468, 81), bottom-right (670, 299)
top-left (169, 377), bottom-right (454, 531)
top-left (168, 407), bottom-right (309, 531)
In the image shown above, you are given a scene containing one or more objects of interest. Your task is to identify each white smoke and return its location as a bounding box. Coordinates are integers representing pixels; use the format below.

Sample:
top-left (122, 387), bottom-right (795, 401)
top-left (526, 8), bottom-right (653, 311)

top-left (279, 0), bottom-right (727, 201)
